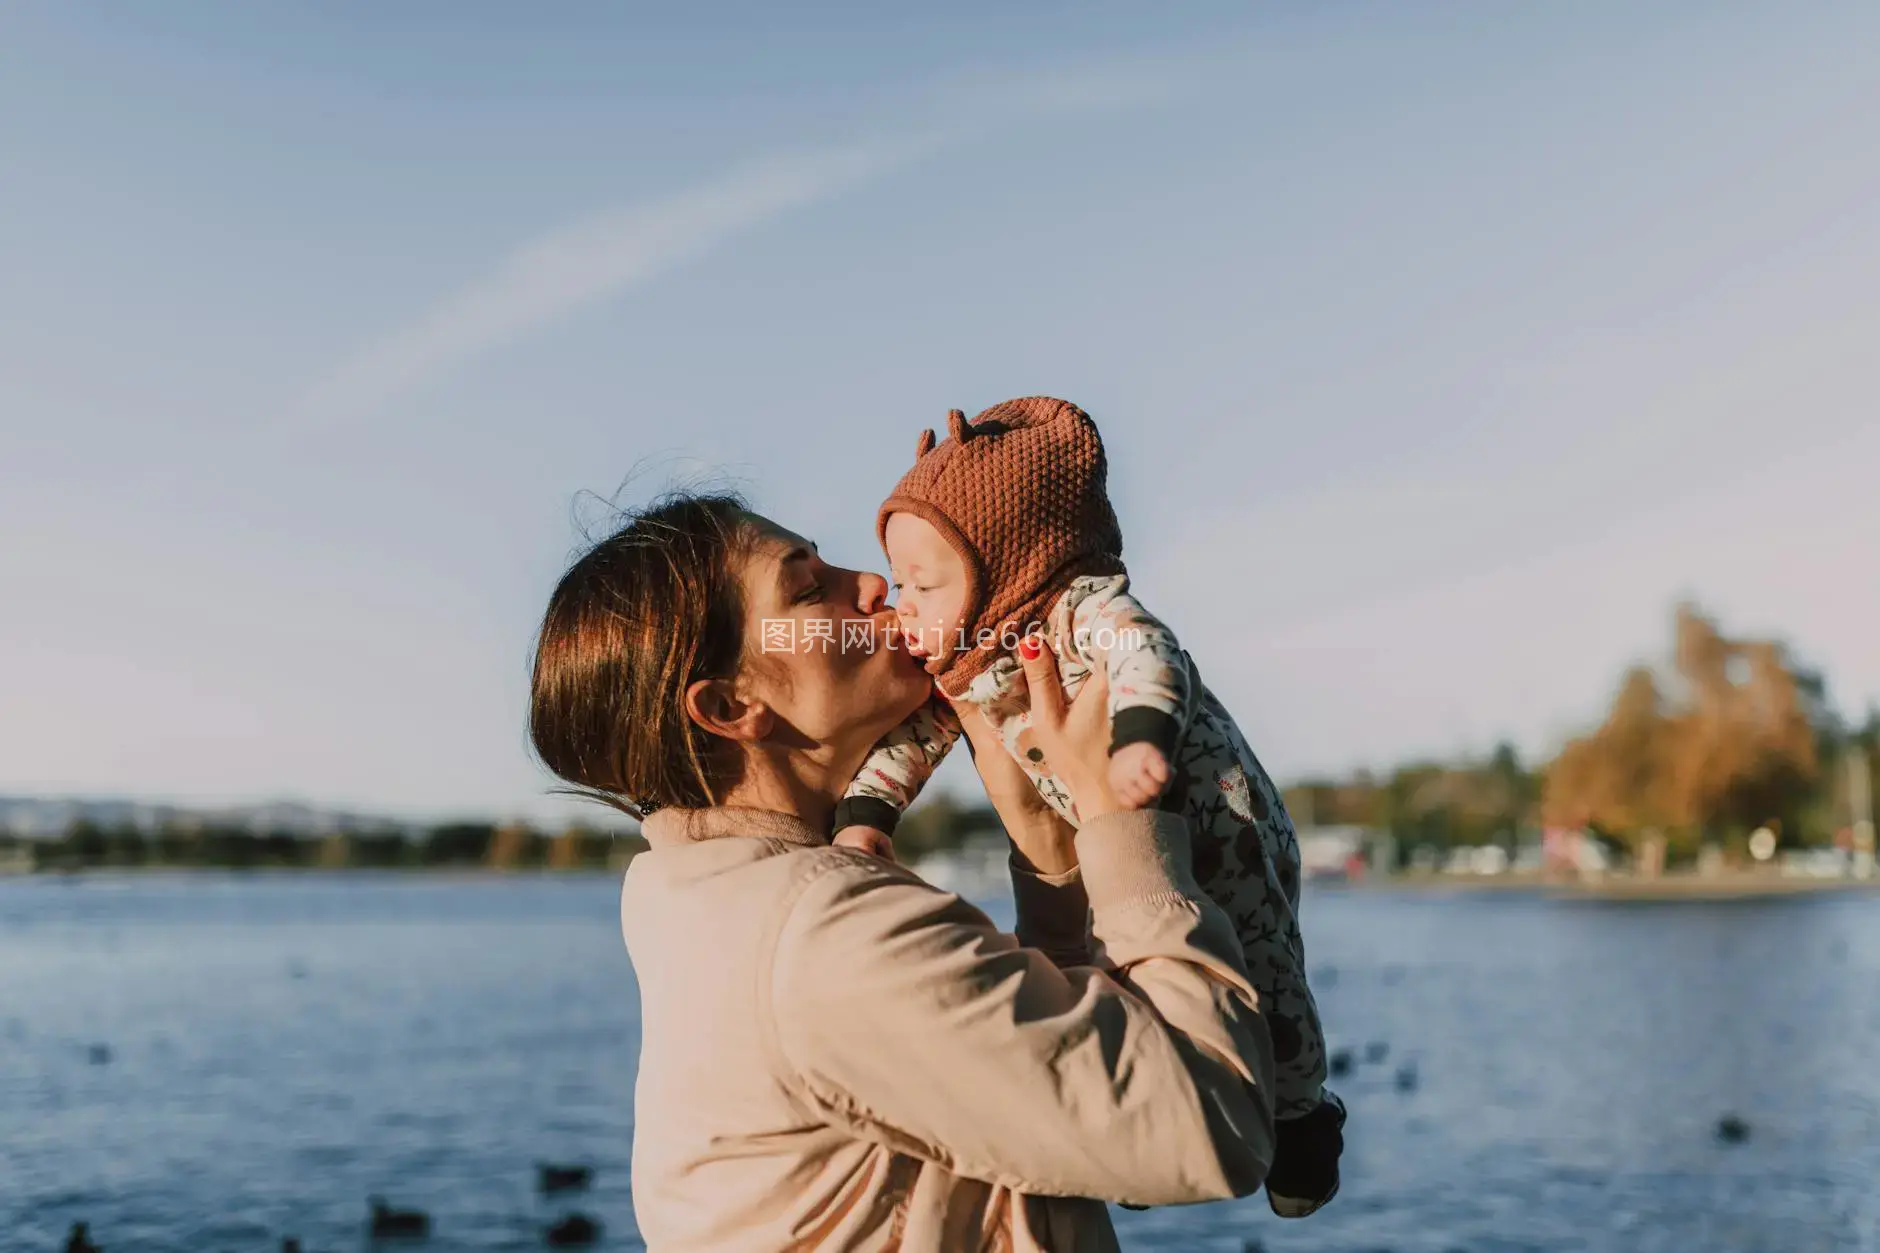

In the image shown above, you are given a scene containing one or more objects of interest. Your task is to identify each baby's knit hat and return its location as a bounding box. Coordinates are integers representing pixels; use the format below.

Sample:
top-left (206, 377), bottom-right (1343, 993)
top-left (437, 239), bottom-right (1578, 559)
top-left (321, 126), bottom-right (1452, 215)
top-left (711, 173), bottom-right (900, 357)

top-left (878, 396), bottom-right (1124, 698)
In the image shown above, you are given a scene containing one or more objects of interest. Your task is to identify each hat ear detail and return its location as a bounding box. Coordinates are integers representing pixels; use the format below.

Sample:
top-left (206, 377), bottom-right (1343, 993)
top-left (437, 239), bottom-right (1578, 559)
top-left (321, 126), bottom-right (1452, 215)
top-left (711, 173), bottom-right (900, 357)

top-left (915, 428), bottom-right (936, 459)
top-left (946, 408), bottom-right (969, 444)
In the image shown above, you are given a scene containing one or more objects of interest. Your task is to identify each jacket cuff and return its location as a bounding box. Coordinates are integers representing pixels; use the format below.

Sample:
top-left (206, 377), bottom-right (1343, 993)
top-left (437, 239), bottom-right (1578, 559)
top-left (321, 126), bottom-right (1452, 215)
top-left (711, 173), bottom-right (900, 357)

top-left (1010, 854), bottom-right (1090, 967)
top-left (832, 796), bottom-right (900, 835)
top-left (1074, 809), bottom-right (1197, 912)
top-left (1109, 707), bottom-right (1182, 758)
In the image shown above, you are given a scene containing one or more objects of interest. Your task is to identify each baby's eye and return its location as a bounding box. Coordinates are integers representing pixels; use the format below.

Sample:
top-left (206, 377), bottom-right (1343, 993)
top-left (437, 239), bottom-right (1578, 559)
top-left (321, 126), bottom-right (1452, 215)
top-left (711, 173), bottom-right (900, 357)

top-left (794, 584), bottom-right (826, 605)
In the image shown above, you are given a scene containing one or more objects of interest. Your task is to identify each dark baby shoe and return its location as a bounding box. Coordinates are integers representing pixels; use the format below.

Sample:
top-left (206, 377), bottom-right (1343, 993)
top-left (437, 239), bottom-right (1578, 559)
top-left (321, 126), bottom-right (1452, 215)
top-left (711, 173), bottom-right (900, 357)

top-left (1264, 1090), bottom-right (1347, 1218)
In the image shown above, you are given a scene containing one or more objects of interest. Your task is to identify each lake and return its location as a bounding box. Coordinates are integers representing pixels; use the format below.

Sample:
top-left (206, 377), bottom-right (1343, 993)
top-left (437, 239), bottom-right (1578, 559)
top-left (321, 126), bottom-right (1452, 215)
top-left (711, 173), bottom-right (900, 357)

top-left (4, 872), bottom-right (1879, 1253)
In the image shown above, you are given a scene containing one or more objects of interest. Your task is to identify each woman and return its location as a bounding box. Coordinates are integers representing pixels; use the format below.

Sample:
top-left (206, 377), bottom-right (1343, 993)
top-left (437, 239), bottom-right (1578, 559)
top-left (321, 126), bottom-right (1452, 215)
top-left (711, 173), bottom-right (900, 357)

top-left (529, 492), bottom-right (1277, 1252)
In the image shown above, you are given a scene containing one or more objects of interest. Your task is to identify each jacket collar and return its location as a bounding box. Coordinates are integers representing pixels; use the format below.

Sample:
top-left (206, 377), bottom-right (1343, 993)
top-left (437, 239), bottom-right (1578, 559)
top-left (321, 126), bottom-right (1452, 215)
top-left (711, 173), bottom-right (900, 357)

top-left (640, 806), bottom-right (829, 851)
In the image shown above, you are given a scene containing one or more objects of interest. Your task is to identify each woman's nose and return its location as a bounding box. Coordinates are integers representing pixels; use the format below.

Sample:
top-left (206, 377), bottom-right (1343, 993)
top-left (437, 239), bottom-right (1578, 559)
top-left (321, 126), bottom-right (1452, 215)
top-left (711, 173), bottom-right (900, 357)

top-left (854, 571), bottom-right (889, 615)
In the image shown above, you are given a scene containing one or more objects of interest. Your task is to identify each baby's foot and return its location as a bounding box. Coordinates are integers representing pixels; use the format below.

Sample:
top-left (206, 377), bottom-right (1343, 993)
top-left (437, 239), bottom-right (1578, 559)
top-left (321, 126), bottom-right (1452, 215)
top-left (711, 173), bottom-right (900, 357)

top-left (832, 825), bottom-right (898, 861)
top-left (1265, 1091), bottom-right (1346, 1218)
top-left (1107, 741), bottom-right (1171, 809)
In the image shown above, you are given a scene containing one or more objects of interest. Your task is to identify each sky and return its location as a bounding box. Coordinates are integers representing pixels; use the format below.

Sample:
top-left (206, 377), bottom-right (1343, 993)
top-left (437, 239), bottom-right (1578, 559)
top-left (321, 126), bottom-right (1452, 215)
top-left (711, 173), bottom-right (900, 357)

top-left (2, 1), bottom-right (1876, 824)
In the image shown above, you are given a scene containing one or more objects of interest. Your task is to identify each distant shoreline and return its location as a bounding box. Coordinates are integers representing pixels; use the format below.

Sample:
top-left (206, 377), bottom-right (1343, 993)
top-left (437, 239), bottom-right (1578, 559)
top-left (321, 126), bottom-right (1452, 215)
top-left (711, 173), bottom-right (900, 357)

top-left (14, 864), bottom-right (1880, 905)
top-left (1324, 871), bottom-right (1880, 902)
top-left (0, 864), bottom-right (635, 880)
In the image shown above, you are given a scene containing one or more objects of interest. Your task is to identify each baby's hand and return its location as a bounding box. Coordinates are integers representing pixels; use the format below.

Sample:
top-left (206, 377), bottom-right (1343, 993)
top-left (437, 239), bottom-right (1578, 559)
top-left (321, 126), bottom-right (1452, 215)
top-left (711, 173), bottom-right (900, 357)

top-left (832, 824), bottom-right (898, 861)
top-left (1108, 742), bottom-right (1172, 810)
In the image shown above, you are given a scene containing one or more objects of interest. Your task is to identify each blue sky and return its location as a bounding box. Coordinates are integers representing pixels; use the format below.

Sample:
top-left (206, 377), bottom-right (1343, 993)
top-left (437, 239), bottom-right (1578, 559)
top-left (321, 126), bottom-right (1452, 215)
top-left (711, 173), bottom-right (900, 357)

top-left (3, 2), bottom-right (1877, 823)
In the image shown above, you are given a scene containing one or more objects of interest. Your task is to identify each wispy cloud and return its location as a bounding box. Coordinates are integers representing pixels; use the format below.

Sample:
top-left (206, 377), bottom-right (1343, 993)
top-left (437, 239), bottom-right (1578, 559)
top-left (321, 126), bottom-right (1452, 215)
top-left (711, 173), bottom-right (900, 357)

top-left (291, 54), bottom-right (1188, 433)
top-left (294, 136), bottom-right (936, 432)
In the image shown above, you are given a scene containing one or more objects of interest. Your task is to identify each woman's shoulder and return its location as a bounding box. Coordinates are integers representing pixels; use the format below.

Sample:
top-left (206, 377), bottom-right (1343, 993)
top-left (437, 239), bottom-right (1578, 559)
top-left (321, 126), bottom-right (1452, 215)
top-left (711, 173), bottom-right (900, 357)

top-left (781, 845), bottom-right (950, 913)
top-left (770, 847), bottom-right (995, 965)
top-left (621, 826), bottom-right (908, 933)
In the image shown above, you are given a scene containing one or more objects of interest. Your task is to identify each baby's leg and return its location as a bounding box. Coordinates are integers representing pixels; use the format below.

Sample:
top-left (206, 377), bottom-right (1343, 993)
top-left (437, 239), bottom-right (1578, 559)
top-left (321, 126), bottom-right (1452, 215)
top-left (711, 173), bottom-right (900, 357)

top-left (1165, 707), bottom-right (1325, 1119)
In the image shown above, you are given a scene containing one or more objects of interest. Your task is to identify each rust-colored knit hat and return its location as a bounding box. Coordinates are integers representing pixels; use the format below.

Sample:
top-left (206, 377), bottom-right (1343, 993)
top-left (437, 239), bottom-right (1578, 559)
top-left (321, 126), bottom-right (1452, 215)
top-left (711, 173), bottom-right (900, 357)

top-left (878, 396), bottom-right (1124, 698)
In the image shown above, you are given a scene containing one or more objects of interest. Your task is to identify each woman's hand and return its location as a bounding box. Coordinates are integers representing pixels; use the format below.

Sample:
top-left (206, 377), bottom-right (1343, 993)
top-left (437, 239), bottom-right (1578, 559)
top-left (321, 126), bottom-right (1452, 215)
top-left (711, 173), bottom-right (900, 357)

top-left (956, 701), bottom-right (1079, 876)
top-left (1014, 637), bottom-right (1121, 824)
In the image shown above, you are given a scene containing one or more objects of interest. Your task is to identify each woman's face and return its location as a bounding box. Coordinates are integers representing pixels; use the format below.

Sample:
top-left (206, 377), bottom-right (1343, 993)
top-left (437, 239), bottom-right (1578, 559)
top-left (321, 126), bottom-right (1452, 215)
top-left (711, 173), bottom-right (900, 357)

top-left (731, 513), bottom-right (932, 752)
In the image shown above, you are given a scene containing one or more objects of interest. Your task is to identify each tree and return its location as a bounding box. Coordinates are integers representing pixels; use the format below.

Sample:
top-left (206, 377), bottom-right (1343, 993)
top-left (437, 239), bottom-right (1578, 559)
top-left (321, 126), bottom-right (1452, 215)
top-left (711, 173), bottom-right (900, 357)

top-left (103, 823), bottom-right (148, 867)
top-left (152, 819), bottom-right (202, 866)
top-left (1542, 603), bottom-right (1823, 854)
top-left (487, 822), bottom-right (545, 870)
top-left (1487, 741), bottom-right (1534, 847)
top-left (894, 793), bottom-right (1002, 863)
top-left (424, 822), bottom-right (496, 866)
top-left (349, 830), bottom-right (412, 868)
top-left (1544, 666), bottom-right (1678, 847)
top-left (548, 825), bottom-right (614, 870)
top-left (65, 819), bottom-right (109, 866)
top-left (1660, 605), bottom-right (1818, 843)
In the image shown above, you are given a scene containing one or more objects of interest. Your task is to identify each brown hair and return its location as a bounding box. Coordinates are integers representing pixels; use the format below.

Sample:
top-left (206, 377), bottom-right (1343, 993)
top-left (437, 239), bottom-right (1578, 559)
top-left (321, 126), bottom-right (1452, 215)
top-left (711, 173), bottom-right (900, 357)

top-left (529, 491), bottom-right (753, 818)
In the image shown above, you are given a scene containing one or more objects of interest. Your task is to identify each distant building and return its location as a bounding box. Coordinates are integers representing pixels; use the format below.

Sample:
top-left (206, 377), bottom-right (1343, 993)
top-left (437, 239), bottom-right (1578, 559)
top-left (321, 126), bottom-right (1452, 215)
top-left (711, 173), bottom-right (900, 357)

top-left (1297, 825), bottom-right (1373, 881)
top-left (1542, 827), bottom-right (1613, 875)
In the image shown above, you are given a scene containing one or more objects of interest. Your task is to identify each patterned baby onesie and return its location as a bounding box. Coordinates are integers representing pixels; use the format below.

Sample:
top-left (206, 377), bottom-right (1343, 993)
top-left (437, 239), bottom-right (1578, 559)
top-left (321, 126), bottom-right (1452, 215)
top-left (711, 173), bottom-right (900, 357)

top-left (837, 574), bottom-right (1328, 1120)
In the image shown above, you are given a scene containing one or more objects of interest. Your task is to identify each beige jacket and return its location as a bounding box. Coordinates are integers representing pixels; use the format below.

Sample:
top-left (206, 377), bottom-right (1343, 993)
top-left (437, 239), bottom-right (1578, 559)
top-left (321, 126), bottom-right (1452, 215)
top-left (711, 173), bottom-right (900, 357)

top-left (622, 805), bottom-right (1277, 1252)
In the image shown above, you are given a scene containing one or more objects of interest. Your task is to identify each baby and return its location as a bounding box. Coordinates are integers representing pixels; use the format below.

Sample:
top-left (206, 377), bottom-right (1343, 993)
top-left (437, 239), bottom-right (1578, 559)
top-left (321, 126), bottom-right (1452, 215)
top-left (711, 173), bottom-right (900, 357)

top-left (831, 397), bottom-right (1345, 1219)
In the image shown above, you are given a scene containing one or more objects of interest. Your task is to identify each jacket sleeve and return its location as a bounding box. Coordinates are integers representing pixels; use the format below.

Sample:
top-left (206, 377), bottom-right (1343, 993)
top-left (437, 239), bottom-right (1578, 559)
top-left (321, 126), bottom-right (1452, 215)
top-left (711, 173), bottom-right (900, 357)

top-left (768, 810), bottom-right (1277, 1207)
top-left (1066, 584), bottom-right (1192, 759)
top-left (1008, 855), bottom-right (1091, 970)
top-left (832, 695), bottom-right (962, 834)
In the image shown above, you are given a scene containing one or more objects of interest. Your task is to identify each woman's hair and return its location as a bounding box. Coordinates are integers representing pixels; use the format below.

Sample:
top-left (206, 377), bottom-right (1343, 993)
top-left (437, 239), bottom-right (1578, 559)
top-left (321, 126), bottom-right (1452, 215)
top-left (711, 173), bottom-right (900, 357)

top-left (529, 491), bottom-right (753, 818)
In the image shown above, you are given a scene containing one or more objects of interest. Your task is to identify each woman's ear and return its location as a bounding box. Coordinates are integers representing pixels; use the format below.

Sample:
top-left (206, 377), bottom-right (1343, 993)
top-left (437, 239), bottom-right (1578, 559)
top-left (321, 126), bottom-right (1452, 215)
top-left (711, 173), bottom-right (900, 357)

top-left (683, 677), bottom-right (775, 743)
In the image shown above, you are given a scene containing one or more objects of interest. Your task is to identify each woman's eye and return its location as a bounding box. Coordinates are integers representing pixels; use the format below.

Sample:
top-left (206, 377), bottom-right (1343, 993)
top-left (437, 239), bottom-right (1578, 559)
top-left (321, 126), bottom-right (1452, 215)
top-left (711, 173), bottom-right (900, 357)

top-left (794, 584), bottom-right (825, 605)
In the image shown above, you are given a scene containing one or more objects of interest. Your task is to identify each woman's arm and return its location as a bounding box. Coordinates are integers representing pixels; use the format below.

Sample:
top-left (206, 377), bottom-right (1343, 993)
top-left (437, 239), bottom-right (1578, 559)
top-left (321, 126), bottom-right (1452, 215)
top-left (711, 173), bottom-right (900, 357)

top-left (770, 655), bottom-right (1273, 1206)
top-left (768, 809), bottom-right (1276, 1207)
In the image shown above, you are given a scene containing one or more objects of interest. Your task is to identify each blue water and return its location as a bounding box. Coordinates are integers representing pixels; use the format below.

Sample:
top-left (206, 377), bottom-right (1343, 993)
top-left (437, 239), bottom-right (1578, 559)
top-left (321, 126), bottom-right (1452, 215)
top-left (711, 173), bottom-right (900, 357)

top-left (3, 873), bottom-right (1880, 1253)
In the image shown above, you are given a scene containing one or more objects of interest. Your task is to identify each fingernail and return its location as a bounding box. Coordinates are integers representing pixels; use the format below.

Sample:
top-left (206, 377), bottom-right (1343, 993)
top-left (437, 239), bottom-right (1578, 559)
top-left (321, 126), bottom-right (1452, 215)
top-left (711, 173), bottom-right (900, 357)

top-left (1019, 636), bottom-right (1042, 659)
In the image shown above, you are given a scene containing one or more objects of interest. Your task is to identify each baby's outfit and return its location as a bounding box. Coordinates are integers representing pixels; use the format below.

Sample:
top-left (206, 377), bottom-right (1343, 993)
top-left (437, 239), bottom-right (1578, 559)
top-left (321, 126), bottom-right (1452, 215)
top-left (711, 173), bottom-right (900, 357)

top-left (834, 398), bottom-right (1341, 1216)
top-left (837, 572), bottom-right (1327, 1118)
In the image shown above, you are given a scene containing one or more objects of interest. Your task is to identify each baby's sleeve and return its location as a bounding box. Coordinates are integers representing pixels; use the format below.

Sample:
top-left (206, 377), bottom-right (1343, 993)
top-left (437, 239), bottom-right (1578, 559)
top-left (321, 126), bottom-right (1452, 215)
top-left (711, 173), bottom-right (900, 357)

top-left (1068, 585), bottom-right (1192, 760)
top-left (832, 694), bottom-right (963, 834)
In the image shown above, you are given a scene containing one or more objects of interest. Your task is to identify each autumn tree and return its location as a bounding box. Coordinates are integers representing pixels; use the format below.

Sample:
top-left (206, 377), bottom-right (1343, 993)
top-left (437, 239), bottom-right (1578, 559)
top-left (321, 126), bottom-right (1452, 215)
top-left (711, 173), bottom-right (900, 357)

top-left (1544, 666), bottom-right (1679, 841)
top-left (1543, 603), bottom-right (1822, 854)
top-left (1662, 606), bottom-right (1819, 841)
top-left (486, 822), bottom-right (544, 870)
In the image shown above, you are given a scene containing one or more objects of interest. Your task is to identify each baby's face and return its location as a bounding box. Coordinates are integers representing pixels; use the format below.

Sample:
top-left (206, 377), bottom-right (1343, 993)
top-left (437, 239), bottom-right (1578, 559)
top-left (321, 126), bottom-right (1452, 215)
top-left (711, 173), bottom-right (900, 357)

top-left (883, 512), bottom-right (969, 661)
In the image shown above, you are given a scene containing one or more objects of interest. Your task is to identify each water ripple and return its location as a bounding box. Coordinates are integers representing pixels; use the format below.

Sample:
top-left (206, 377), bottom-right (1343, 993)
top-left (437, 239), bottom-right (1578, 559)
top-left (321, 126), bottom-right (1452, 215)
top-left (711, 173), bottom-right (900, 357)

top-left (2, 875), bottom-right (1878, 1251)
